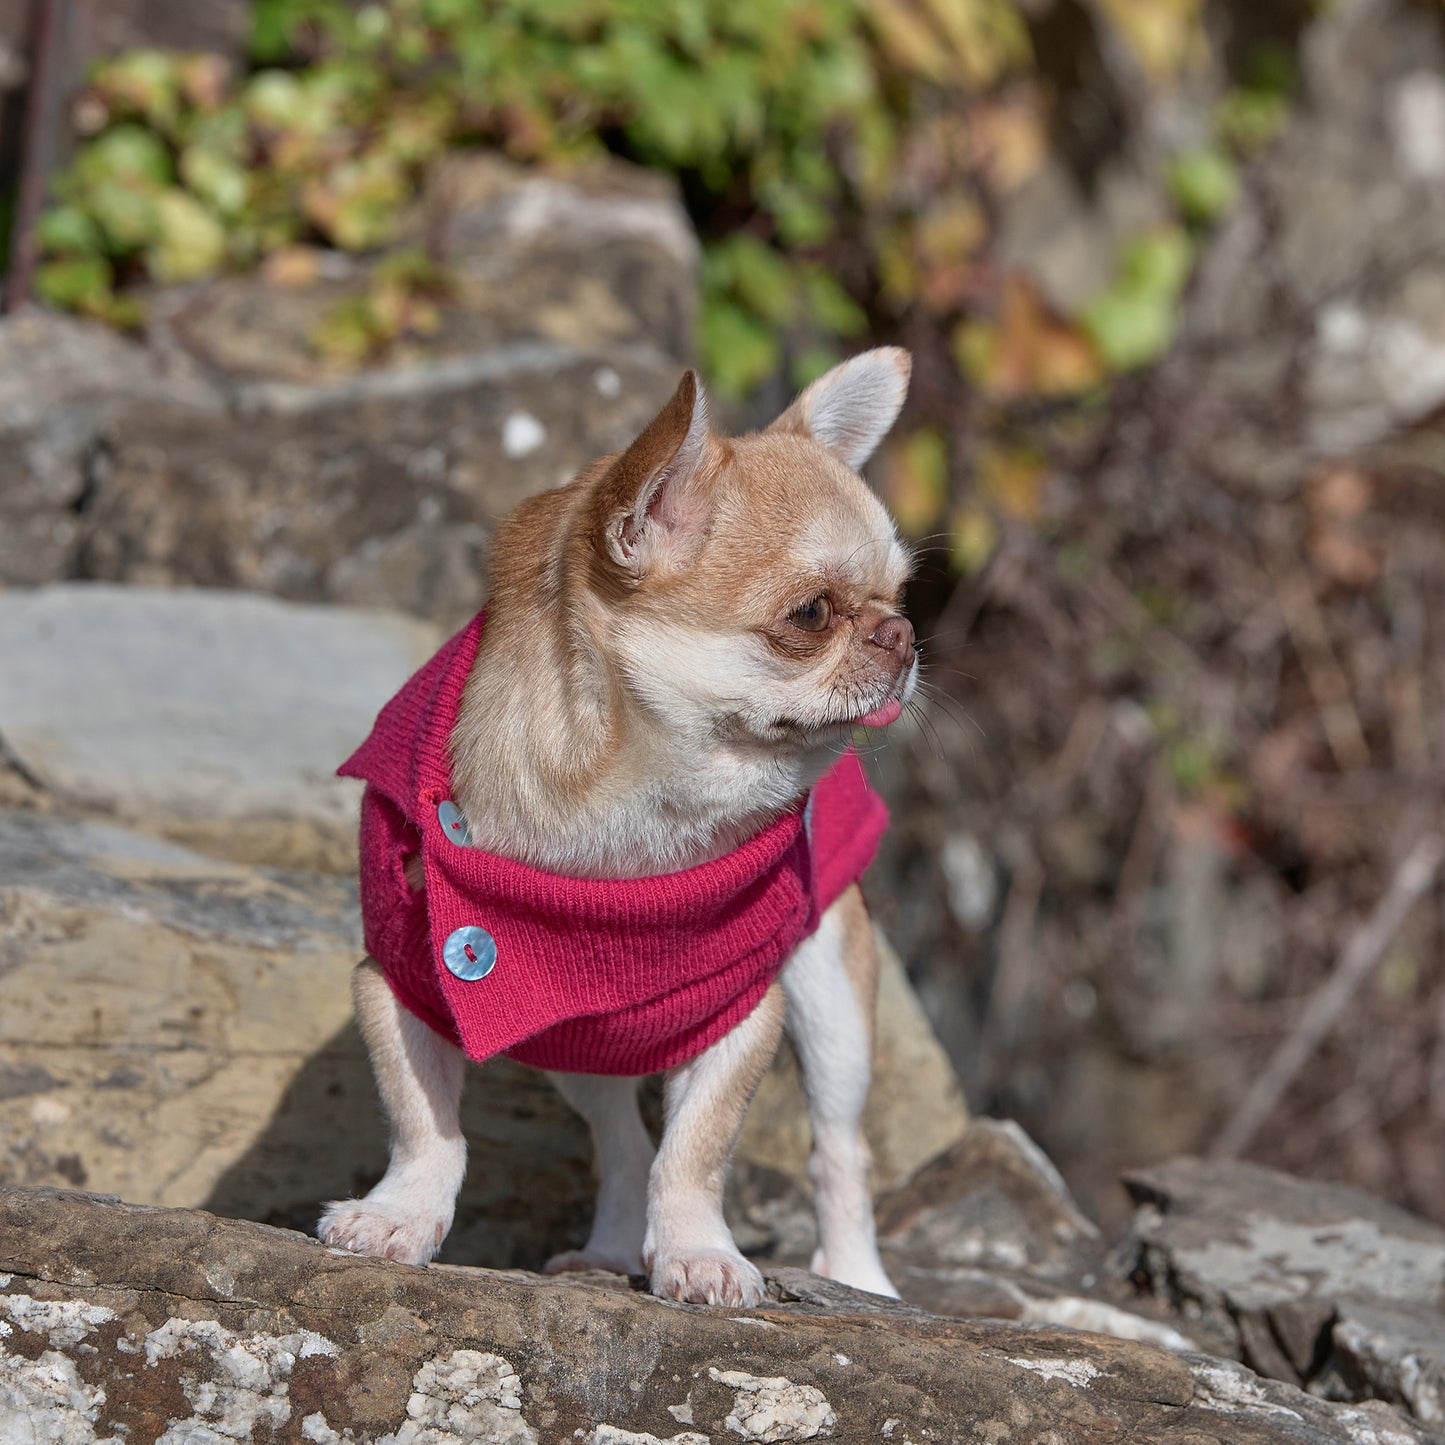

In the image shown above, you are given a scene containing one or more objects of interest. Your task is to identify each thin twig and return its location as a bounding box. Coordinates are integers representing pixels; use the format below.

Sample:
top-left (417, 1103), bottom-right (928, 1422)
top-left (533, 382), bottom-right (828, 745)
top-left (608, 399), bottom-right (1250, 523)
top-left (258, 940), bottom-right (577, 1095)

top-left (1275, 574), bottom-right (1370, 772)
top-left (1212, 832), bottom-right (1445, 1159)
top-left (4, 0), bottom-right (63, 312)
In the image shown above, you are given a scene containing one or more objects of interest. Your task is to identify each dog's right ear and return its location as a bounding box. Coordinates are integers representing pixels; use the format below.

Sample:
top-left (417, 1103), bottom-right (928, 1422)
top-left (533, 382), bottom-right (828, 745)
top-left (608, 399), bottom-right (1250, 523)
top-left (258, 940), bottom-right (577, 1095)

top-left (591, 371), bottom-right (712, 576)
top-left (767, 347), bottom-right (911, 472)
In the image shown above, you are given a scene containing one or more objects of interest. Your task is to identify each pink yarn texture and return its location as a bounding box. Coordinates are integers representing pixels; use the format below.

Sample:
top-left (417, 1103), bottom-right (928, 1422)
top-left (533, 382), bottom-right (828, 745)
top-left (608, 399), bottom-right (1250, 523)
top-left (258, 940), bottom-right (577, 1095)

top-left (340, 612), bottom-right (888, 1074)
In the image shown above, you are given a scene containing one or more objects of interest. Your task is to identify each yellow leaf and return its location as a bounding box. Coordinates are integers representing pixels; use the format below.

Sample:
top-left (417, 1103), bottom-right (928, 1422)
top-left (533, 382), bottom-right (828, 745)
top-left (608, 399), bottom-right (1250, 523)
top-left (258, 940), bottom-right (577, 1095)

top-left (920, 0), bottom-right (1032, 85)
top-left (968, 91), bottom-right (1048, 192)
top-left (956, 274), bottom-right (1102, 400)
top-left (1094, 0), bottom-right (1205, 81)
top-left (918, 194), bottom-right (987, 261)
top-left (881, 428), bottom-right (950, 536)
top-left (976, 443), bottom-right (1046, 521)
top-left (261, 244), bottom-right (321, 288)
top-left (950, 503), bottom-right (996, 573)
top-left (868, 0), bottom-right (953, 84)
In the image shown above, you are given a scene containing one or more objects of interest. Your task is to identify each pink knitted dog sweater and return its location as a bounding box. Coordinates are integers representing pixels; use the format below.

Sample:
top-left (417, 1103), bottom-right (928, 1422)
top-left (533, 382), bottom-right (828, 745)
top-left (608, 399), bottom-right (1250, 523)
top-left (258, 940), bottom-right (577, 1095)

top-left (339, 611), bottom-right (888, 1075)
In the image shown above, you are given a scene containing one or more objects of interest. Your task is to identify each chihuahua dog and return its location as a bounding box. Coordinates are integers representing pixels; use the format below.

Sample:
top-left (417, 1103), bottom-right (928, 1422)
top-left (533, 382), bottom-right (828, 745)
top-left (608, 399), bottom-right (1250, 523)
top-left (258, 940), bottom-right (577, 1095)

top-left (320, 348), bottom-right (917, 1307)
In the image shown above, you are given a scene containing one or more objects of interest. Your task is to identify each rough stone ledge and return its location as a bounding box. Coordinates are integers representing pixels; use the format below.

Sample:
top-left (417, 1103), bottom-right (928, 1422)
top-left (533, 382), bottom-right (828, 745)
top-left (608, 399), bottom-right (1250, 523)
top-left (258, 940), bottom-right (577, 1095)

top-left (1, 1186), bottom-right (1433, 1443)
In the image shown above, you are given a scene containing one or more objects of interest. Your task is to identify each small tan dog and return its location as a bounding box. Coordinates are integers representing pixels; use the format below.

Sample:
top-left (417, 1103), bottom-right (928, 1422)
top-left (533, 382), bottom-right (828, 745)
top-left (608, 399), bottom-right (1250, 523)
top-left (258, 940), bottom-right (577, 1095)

top-left (320, 348), bottom-right (917, 1306)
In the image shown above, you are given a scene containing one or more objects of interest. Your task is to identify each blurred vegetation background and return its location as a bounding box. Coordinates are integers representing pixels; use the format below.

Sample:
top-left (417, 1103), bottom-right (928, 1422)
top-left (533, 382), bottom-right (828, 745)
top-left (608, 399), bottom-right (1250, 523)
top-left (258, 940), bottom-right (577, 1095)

top-left (6, 0), bottom-right (1445, 1231)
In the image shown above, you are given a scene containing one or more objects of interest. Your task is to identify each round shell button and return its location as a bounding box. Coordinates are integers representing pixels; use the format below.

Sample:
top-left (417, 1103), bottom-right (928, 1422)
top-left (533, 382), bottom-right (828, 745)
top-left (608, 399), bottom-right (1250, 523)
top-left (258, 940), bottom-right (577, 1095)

top-left (443, 926), bottom-right (496, 980)
top-left (437, 799), bottom-right (472, 846)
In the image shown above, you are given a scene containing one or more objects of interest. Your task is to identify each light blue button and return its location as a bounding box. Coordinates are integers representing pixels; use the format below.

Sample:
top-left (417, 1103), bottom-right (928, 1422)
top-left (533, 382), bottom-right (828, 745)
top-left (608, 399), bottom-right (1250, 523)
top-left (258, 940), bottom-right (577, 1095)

top-left (443, 926), bottom-right (497, 980)
top-left (437, 800), bottom-right (472, 846)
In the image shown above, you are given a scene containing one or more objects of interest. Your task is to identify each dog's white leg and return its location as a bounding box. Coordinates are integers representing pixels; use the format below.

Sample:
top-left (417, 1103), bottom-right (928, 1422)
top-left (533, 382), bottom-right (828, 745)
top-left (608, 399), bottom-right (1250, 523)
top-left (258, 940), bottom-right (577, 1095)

top-left (644, 982), bottom-right (786, 1307)
top-left (783, 886), bottom-right (899, 1298)
top-left (318, 957), bottom-right (467, 1265)
top-left (543, 1072), bottom-right (654, 1276)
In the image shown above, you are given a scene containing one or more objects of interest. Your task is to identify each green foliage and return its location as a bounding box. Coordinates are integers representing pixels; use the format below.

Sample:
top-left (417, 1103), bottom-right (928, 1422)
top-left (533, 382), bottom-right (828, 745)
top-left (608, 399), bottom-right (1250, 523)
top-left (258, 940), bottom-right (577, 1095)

top-left (37, 0), bottom-right (1028, 388)
top-left (1080, 227), bottom-right (1194, 373)
top-left (1166, 146), bottom-right (1239, 227)
top-left (312, 248), bottom-right (453, 365)
top-left (32, 0), bottom-right (1286, 578)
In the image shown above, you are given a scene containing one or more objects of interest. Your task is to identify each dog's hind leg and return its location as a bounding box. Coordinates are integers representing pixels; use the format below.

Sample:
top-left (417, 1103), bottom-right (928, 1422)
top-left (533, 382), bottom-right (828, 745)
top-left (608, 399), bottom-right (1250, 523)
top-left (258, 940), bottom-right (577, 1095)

top-left (783, 885), bottom-right (898, 1298)
top-left (543, 1073), bottom-right (655, 1276)
top-left (318, 957), bottom-right (467, 1265)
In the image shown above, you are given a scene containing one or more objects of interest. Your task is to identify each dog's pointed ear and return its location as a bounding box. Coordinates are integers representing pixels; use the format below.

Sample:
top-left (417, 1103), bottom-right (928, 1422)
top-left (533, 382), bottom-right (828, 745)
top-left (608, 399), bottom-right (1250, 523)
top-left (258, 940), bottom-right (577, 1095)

top-left (593, 370), bottom-right (712, 574)
top-left (767, 347), bottom-right (911, 471)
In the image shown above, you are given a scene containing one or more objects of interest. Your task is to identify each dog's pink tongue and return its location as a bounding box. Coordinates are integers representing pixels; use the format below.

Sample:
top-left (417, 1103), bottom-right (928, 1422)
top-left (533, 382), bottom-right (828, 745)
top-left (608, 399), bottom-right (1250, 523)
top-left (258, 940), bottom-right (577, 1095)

top-left (855, 697), bottom-right (903, 728)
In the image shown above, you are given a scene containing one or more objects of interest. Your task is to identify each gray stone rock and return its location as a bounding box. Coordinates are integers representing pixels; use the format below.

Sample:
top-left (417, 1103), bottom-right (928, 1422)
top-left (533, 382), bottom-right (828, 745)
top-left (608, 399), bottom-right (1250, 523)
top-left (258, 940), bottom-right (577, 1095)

top-left (1166, 0), bottom-right (1445, 468)
top-left (1327, 1299), bottom-right (1445, 1429)
top-left (0, 585), bottom-right (441, 833)
top-left (876, 1118), bottom-right (1101, 1284)
top-left (2, 155), bottom-right (697, 621)
top-left (1, 1186), bottom-right (1433, 1445)
top-left (0, 311), bottom-right (222, 587)
top-left (867, 1118), bottom-right (1193, 1352)
top-left (1122, 1155), bottom-right (1445, 1424)
top-left (71, 349), bottom-right (679, 626)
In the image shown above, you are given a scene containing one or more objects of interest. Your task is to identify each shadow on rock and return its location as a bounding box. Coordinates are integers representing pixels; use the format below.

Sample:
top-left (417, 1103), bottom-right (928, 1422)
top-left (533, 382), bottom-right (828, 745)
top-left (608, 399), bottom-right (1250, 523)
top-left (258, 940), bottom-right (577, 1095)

top-left (201, 1017), bottom-right (600, 1271)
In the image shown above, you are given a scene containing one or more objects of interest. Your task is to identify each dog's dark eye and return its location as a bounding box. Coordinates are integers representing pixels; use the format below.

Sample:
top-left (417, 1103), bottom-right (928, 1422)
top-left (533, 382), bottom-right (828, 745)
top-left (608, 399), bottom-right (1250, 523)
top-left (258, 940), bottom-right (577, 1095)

top-left (791, 596), bottom-right (833, 632)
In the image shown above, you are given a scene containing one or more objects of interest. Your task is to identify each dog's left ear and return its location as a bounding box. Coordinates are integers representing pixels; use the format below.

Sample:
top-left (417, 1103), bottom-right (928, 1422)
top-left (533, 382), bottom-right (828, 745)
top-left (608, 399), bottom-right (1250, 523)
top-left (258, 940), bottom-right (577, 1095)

top-left (767, 347), bottom-right (911, 471)
top-left (591, 369), bottom-right (712, 576)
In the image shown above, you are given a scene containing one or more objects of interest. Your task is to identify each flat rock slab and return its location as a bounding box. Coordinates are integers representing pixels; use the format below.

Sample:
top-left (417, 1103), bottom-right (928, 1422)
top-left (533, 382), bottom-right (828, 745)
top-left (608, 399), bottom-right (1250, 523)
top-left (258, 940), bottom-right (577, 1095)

top-left (0, 585), bottom-right (441, 828)
top-left (0, 1187), bottom-right (1431, 1445)
top-left (1124, 1156), bottom-right (1445, 1421)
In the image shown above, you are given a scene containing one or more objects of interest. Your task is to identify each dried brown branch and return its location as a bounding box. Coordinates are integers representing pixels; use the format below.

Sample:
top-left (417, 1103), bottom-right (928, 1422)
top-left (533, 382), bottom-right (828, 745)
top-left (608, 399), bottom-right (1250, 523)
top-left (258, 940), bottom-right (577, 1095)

top-left (1275, 574), bottom-right (1370, 773)
top-left (1212, 833), bottom-right (1445, 1159)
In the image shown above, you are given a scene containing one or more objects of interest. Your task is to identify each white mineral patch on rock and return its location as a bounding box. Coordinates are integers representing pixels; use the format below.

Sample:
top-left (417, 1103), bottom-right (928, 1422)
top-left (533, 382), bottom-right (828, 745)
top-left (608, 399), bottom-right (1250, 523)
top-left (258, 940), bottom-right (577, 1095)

top-left (143, 1317), bottom-right (340, 1444)
top-left (379, 1349), bottom-right (536, 1445)
top-left (1004, 1356), bottom-right (1106, 1387)
top-left (1334, 1406), bottom-right (1429, 1445)
top-left (1, 1295), bottom-right (116, 1349)
top-left (1392, 71), bottom-right (1445, 178)
top-left (1190, 1361), bottom-right (1302, 1418)
top-left (707, 1369), bottom-right (835, 1442)
top-left (588, 1428), bottom-right (711, 1444)
top-left (302, 1414), bottom-right (346, 1444)
top-left (501, 411), bottom-right (546, 458)
top-left (1019, 1296), bottom-right (1195, 1351)
top-left (0, 1347), bottom-right (112, 1445)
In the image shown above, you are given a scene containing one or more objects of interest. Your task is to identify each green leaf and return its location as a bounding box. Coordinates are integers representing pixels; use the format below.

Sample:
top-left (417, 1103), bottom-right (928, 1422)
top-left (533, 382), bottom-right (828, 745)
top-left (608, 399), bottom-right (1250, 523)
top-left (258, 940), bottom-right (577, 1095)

top-left (1080, 289), bottom-right (1173, 373)
top-left (92, 49), bottom-right (183, 132)
top-left (180, 146), bottom-right (250, 217)
top-left (700, 297), bottom-right (781, 398)
top-left (803, 267), bottom-right (868, 338)
top-left (712, 236), bottom-right (798, 327)
top-left (1080, 227), bottom-right (1194, 371)
top-left (74, 124), bottom-right (173, 191)
top-left (146, 190), bottom-right (228, 282)
top-left (1166, 146), bottom-right (1239, 226)
top-left (792, 344), bottom-right (841, 388)
top-left (35, 254), bottom-right (113, 311)
top-left (244, 69), bottom-right (306, 129)
top-left (88, 181), bottom-right (162, 251)
top-left (36, 205), bottom-right (103, 256)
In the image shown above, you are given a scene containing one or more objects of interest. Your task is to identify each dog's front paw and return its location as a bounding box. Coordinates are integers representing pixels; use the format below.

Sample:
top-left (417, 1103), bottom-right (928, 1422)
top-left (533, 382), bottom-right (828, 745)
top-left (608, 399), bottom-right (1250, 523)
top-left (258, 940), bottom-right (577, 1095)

top-left (317, 1197), bottom-right (447, 1266)
top-left (648, 1248), bottom-right (766, 1307)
